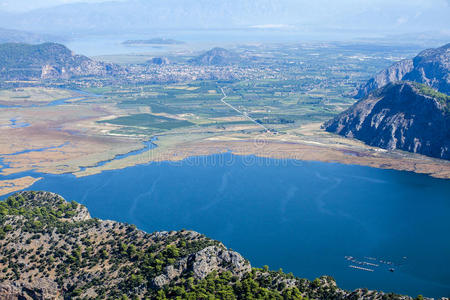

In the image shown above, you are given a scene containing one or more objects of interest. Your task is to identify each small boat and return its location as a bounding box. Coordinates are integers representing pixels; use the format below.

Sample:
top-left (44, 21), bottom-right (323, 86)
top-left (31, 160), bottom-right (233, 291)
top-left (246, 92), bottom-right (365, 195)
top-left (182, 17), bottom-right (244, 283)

top-left (389, 268), bottom-right (395, 272)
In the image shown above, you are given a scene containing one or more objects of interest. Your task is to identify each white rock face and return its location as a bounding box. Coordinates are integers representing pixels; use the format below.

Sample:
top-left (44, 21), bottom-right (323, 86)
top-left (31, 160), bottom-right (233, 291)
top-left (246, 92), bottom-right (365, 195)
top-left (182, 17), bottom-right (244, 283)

top-left (152, 245), bottom-right (251, 288)
top-left (191, 246), bottom-right (251, 279)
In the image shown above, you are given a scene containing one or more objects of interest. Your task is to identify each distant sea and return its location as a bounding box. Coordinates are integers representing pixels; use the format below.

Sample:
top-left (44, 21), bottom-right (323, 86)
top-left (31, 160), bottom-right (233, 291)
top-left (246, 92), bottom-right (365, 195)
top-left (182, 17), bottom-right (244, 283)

top-left (2, 153), bottom-right (450, 298)
top-left (65, 29), bottom-right (312, 56)
top-left (64, 29), bottom-right (415, 57)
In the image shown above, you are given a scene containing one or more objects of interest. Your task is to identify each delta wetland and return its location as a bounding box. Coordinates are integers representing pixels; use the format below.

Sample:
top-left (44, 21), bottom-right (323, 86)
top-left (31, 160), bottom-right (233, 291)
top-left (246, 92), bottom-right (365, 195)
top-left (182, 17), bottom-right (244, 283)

top-left (1, 42), bottom-right (450, 196)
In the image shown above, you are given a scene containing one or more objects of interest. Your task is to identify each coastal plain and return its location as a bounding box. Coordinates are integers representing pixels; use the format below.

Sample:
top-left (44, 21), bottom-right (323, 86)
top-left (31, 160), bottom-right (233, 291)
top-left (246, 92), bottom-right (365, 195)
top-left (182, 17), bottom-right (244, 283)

top-left (1, 43), bottom-right (449, 196)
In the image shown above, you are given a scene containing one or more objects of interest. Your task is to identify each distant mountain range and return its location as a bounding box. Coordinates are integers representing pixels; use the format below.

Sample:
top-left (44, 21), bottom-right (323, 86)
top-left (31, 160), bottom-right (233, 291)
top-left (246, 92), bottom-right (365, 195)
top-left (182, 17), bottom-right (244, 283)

top-left (0, 27), bottom-right (61, 44)
top-left (325, 43), bottom-right (450, 161)
top-left (0, 42), bottom-right (124, 80)
top-left (0, 0), bottom-right (448, 36)
top-left (356, 43), bottom-right (450, 98)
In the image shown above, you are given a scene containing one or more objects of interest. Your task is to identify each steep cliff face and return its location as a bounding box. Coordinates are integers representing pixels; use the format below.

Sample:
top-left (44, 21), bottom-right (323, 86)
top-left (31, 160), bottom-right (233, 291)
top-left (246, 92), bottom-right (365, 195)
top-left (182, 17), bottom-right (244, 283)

top-left (325, 82), bottom-right (450, 160)
top-left (0, 191), bottom-right (417, 299)
top-left (356, 59), bottom-right (413, 98)
top-left (403, 43), bottom-right (450, 94)
top-left (0, 42), bottom-right (124, 80)
top-left (356, 43), bottom-right (449, 98)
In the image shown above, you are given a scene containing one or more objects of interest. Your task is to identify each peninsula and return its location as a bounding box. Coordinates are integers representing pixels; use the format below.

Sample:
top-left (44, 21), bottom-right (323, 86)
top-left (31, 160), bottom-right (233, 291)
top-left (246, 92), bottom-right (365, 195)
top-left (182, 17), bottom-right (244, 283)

top-left (0, 191), bottom-right (423, 299)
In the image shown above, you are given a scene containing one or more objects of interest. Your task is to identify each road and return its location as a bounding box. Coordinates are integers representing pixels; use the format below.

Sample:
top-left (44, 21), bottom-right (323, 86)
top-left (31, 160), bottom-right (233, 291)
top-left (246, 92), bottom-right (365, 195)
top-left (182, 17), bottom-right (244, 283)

top-left (219, 87), bottom-right (270, 132)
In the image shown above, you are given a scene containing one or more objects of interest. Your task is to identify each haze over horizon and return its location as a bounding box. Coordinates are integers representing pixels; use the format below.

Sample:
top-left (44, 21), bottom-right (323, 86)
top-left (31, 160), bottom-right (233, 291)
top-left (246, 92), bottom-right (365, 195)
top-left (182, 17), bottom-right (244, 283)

top-left (0, 0), bottom-right (448, 41)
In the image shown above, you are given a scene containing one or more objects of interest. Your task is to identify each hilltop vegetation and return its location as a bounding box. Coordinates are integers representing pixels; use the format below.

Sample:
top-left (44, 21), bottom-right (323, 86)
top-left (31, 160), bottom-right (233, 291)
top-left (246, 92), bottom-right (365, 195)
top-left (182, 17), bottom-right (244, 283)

top-left (409, 81), bottom-right (450, 113)
top-left (0, 191), bottom-right (415, 299)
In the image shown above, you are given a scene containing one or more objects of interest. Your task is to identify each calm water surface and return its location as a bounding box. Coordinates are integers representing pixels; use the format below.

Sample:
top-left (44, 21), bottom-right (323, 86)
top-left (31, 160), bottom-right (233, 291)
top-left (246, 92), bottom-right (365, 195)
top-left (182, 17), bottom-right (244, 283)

top-left (3, 154), bottom-right (450, 298)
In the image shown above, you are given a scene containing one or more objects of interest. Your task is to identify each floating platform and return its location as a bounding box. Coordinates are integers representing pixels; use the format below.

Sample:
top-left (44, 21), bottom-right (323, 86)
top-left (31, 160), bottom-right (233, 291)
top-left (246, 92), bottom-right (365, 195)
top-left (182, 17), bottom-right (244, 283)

top-left (349, 265), bottom-right (374, 272)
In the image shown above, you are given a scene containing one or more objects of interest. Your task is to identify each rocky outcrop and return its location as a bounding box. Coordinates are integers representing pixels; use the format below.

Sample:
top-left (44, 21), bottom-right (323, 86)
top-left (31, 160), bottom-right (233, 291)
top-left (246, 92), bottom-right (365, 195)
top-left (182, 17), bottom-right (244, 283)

top-left (0, 280), bottom-right (60, 300)
top-left (152, 245), bottom-right (250, 288)
top-left (356, 59), bottom-right (413, 98)
top-left (403, 43), bottom-right (450, 94)
top-left (0, 42), bottom-right (125, 81)
top-left (356, 43), bottom-right (449, 98)
top-left (325, 82), bottom-right (450, 160)
top-left (190, 246), bottom-right (250, 279)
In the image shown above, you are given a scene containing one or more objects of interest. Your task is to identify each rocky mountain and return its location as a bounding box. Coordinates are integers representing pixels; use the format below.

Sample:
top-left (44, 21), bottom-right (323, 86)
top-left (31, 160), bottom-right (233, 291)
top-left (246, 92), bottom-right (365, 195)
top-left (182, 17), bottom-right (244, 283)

top-left (355, 59), bottom-right (414, 98)
top-left (0, 0), bottom-right (449, 37)
top-left (0, 42), bottom-right (124, 81)
top-left (402, 43), bottom-right (450, 94)
top-left (189, 47), bottom-right (243, 66)
top-left (0, 191), bottom-right (418, 299)
top-left (325, 82), bottom-right (450, 160)
top-left (356, 43), bottom-right (449, 98)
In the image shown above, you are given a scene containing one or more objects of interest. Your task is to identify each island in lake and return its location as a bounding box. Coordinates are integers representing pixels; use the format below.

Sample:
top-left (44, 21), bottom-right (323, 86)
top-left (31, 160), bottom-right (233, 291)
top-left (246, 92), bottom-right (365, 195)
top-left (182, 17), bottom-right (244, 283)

top-left (122, 38), bottom-right (185, 45)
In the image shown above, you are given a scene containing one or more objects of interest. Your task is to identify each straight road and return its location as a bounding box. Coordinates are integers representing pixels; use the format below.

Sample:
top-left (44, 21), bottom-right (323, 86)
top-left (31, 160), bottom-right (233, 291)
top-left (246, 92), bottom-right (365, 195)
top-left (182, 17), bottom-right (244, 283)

top-left (220, 87), bottom-right (270, 132)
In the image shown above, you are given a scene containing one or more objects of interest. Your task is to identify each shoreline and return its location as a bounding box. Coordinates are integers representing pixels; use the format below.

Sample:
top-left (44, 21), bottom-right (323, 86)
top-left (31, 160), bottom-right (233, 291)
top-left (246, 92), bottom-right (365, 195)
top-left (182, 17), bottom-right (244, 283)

top-left (1, 133), bottom-right (449, 197)
top-left (3, 144), bottom-right (449, 197)
top-left (71, 136), bottom-right (450, 179)
top-left (0, 176), bottom-right (42, 196)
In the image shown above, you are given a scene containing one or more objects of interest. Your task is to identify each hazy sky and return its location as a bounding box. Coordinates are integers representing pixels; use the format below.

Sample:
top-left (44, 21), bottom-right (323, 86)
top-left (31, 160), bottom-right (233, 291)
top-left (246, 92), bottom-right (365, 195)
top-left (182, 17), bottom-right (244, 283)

top-left (0, 0), bottom-right (448, 38)
top-left (0, 0), bottom-right (448, 12)
top-left (0, 0), bottom-right (120, 12)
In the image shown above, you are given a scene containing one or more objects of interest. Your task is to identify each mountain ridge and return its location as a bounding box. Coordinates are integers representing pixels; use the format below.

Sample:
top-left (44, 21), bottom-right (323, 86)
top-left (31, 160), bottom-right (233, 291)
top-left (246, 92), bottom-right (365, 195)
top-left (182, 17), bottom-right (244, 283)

top-left (356, 43), bottom-right (450, 98)
top-left (0, 0), bottom-right (448, 36)
top-left (0, 27), bottom-right (61, 44)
